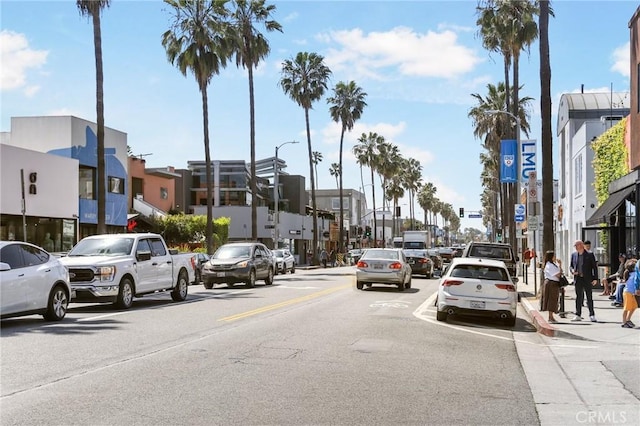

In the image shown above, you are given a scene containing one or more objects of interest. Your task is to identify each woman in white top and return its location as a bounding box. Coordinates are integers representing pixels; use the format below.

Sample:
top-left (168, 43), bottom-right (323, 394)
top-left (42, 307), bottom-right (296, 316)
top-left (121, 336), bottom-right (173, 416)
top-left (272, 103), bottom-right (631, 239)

top-left (541, 250), bottom-right (563, 323)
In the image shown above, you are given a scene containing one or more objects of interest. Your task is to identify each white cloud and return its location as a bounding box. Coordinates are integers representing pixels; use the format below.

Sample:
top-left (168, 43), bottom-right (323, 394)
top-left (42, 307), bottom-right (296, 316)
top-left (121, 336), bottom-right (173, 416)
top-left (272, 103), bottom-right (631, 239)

top-left (318, 26), bottom-right (482, 81)
top-left (610, 42), bottom-right (630, 77)
top-left (437, 23), bottom-right (474, 33)
top-left (283, 12), bottom-right (298, 23)
top-left (23, 85), bottom-right (40, 97)
top-left (0, 30), bottom-right (48, 93)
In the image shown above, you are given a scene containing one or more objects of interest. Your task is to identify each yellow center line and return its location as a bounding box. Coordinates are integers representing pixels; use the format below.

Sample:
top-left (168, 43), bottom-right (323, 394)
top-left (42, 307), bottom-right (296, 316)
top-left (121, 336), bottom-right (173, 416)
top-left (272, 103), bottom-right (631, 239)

top-left (219, 283), bottom-right (352, 322)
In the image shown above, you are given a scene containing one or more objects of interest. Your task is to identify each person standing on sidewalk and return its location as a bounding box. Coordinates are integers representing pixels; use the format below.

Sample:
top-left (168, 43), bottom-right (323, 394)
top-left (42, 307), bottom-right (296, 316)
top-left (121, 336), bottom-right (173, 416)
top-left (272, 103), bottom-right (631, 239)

top-left (621, 260), bottom-right (639, 328)
top-left (570, 240), bottom-right (598, 322)
top-left (541, 250), bottom-right (562, 323)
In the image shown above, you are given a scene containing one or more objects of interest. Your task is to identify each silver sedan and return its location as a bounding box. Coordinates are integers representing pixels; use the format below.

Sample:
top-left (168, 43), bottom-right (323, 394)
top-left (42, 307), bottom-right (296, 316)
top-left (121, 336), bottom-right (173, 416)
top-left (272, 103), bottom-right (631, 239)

top-left (355, 248), bottom-right (412, 291)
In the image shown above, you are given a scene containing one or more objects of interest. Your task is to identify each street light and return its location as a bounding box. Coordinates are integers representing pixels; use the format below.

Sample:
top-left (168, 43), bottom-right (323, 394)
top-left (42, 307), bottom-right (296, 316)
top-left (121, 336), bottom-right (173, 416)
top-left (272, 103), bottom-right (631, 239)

top-left (274, 140), bottom-right (299, 248)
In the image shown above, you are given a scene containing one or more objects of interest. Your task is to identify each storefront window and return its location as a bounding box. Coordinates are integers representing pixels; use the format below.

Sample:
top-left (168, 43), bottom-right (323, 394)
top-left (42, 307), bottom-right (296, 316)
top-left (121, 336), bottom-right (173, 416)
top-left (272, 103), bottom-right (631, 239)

top-left (79, 167), bottom-right (95, 199)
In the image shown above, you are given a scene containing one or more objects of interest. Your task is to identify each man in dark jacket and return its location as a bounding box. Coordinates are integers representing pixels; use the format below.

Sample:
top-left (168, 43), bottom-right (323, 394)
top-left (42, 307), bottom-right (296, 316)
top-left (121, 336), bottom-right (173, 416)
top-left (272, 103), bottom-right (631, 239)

top-left (570, 240), bottom-right (599, 322)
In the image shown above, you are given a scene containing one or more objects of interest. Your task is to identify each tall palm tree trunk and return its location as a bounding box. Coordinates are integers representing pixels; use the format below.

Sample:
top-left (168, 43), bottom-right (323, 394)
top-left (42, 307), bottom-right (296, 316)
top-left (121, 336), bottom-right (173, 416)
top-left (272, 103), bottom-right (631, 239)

top-left (540, 0), bottom-right (553, 254)
top-left (305, 108), bottom-right (318, 264)
top-left (370, 167), bottom-right (377, 247)
top-left (248, 66), bottom-right (258, 241)
top-left (510, 53), bottom-right (521, 253)
top-left (93, 11), bottom-right (106, 234)
top-left (201, 83), bottom-right (214, 254)
top-left (338, 128), bottom-right (345, 253)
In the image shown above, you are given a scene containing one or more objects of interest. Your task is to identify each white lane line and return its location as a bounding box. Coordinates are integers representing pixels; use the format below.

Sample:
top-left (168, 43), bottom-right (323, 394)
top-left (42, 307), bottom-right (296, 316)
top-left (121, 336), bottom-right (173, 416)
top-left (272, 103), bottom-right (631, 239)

top-left (276, 286), bottom-right (320, 289)
top-left (413, 291), bottom-right (599, 348)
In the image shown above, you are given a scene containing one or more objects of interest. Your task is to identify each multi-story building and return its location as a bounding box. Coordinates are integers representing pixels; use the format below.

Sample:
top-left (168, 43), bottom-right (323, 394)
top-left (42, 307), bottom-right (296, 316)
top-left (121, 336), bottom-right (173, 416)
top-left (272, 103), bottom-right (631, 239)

top-left (555, 92), bottom-right (630, 268)
top-left (1, 116), bottom-right (128, 243)
top-left (313, 188), bottom-right (367, 248)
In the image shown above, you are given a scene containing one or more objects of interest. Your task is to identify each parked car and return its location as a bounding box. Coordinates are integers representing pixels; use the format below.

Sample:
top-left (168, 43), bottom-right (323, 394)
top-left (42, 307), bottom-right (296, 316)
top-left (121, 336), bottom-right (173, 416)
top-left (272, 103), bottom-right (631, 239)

top-left (0, 241), bottom-right (72, 321)
top-left (462, 242), bottom-right (519, 283)
top-left (273, 249), bottom-right (295, 274)
top-left (436, 257), bottom-right (517, 326)
top-left (193, 253), bottom-right (210, 284)
top-left (202, 242), bottom-right (274, 288)
top-left (59, 233), bottom-right (195, 309)
top-left (355, 248), bottom-right (412, 291)
top-left (265, 247), bottom-right (279, 275)
top-left (403, 249), bottom-right (434, 278)
top-left (437, 247), bottom-right (454, 264)
top-left (348, 248), bottom-right (364, 264)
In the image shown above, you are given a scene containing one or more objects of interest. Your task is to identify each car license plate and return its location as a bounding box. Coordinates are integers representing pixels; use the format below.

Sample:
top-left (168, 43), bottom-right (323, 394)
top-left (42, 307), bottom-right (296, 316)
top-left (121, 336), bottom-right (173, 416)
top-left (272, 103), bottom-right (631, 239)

top-left (373, 263), bottom-right (383, 270)
top-left (217, 272), bottom-right (226, 277)
top-left (470, 301), bottom-right (485, 309)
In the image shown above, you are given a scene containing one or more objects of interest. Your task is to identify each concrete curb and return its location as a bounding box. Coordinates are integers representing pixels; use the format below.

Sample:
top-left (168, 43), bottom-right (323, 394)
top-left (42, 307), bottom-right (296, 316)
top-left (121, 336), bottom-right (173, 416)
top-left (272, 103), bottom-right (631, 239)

top-left (519, 294), bottom-right (557, 337)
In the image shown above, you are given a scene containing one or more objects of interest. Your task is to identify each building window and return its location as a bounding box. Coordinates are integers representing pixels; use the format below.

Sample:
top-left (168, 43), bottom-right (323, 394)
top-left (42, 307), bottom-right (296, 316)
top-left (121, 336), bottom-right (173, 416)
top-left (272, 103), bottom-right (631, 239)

top-left (574, 154), bottom-right (583, 196)
top-left (160, 187), bottom-right (168, 200)
top-left (108, 176), bottom-right (124, 194)
top-left (79, 167), bottom-right (95, 199)
top-left (331, 197), bottom-right (350, 210)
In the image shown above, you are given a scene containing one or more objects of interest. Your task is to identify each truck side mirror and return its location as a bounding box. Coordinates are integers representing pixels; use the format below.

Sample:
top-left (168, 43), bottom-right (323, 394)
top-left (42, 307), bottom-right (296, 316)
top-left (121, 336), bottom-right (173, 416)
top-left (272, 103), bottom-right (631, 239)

top-left (136, 251), bottom-right (152, 262)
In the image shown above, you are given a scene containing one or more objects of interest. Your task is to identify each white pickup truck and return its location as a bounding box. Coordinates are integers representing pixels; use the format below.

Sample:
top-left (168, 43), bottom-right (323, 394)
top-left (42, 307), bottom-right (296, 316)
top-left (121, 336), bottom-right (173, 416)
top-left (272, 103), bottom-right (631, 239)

top-left (59, 233), bottom-right (195, 309)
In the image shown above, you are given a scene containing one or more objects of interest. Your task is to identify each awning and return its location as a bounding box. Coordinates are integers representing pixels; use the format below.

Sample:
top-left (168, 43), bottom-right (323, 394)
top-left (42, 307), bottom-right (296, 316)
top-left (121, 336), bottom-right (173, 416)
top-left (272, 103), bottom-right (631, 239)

top-left (586, 186), bottom-right (635, 226)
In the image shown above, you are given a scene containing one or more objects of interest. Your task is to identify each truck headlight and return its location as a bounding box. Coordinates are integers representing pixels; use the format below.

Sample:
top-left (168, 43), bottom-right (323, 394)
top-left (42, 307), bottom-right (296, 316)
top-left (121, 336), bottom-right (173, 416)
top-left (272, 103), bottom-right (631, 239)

top-left (236, 261), bottom-right (248, 268)
top-left (97, 266), bottom-right (116, 282)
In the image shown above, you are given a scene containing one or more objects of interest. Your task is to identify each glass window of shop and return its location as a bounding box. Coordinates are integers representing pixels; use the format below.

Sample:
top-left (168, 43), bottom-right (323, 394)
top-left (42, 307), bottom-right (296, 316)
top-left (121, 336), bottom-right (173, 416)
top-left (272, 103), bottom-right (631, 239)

top-left (0, 215), bottom-right (77, 252)
top-left (79, 167), bottom-right (95, 199)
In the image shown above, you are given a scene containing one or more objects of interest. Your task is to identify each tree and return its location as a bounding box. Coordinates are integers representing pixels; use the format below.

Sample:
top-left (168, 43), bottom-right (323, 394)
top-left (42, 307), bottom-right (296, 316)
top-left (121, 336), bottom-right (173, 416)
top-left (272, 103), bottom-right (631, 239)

top-left (401, 157), bottom-right (422, 231)
top-left (280, 52), bottom-right (332, 263)
top-left (329, 163), bottom-right (340, 190)
top-left (539, 0), bottom-right (554, 254)
top-left (312, 151), bottom-right (323, 190)
top-left (385, 175), bottom-right (405, 238)
top-left (417, 182), bottom-right (437, 244)
top-left (327, 81), bottom-right (367, 252)
top-left (227, 0), bottom-right (282, 240)
top-left (77, 0), bottom-right (110, 234)
top-left (353, 132), bottom-right (382, 246)
top-left (163, 0), bottom-right (229, 254)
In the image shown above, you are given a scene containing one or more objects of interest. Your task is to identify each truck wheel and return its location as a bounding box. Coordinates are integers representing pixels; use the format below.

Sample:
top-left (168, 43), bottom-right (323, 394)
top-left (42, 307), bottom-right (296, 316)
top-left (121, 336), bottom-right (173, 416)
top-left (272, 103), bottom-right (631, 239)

top-left (265, 268), bottom-right (274, 285)
top-left (115, 278), bottom-right (134, 309)
top-left (43, 285), bottom-right (68, 321)
top-left (291, 263), bottom-right (295, 274)
top-left (171, 270), bottom-right (188, 301)
top-left (247, 269), bottom-right (256, 288)
top-left (203, 281), bottom-right (213, 290)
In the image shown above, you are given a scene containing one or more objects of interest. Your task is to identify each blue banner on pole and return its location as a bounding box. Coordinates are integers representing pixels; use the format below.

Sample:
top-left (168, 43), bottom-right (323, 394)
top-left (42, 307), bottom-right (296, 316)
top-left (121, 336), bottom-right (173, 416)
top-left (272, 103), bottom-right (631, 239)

top-left (500, 139), bottom-right (517, 183)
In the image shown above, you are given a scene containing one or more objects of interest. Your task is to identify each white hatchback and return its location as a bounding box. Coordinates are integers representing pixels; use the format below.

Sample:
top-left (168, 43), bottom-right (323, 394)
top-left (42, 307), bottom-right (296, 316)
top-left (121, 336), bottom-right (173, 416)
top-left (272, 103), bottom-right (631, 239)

top-left (436, 257), bottom-right (517, 326)
top-left (0, 241), bottom-right (72, 321)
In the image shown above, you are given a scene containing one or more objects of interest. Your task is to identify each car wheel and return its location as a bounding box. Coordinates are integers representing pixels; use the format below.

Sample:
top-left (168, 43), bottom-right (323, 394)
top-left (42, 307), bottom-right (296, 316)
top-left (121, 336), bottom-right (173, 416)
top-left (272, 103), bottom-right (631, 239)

top-left (203, 281), bottom-right (213, 290)
top-left (436, 310), bottom-right (447, 322)
top-left (194, 270), bottom-right (201, 284)
top-left (171, 270), bottom-right (188, 301)
top-left (405, 274), bottom-right (412, 289)
top-left (265, 267), bottom-right (274, 285)
top-left (291, 263), bottom-right (295, 274)
top-left (43, 285), bottom-right (68, 321)
top-left (397, 281), bottom-right (405, 291)
top-left (115, 278), bottom-right (134, 309)
top-left (247, 269), bottom-right (256, 288)
top-left (356, 281), bottom-right (364, 290)
top-left (227, 282), bottom-right (235, 288)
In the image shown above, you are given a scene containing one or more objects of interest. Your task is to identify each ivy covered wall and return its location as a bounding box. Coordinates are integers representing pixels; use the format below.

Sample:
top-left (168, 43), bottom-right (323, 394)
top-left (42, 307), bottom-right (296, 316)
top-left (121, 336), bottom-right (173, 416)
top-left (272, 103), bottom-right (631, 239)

top-left (592, 117), bottom-right (629, 204)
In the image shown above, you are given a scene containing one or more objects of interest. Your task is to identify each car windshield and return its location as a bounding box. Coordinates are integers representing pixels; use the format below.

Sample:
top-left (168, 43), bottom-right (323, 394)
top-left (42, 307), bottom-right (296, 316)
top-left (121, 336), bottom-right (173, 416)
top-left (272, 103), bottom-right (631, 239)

top-left (67, 238), bottom-right (134, 256)
top-left (450, 264), bottom-right (509, 281)
top-left (363, 249), bottom-right (399, 260)
top-left (274, 250), bottom-right (284, 257)
top-left (213, 245), bottom-right (251, 259)
top-left (469, 246), bottom-right (512, 260)
top-left (403, 250), bottom-right (427, 257)
top-left (404, 242), bottom-right (426, 249)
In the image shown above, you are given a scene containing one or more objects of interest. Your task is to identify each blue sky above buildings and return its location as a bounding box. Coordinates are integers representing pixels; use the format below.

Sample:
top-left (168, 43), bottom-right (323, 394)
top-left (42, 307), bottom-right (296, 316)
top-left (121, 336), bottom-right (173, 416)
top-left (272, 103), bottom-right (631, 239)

top-left (1, 0), bottom-right (636, 230)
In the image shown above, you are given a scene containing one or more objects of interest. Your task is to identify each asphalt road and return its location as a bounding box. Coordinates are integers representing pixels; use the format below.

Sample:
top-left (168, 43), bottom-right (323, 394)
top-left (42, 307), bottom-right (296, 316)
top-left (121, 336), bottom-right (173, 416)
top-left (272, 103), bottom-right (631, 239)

top-left (1, 267), bottom-right (539, 426)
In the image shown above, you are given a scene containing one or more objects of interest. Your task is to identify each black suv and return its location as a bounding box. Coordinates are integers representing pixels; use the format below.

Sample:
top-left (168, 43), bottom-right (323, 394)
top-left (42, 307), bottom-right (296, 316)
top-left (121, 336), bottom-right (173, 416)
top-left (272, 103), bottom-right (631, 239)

top-left (461, 242), bottom-right (519, 283)
top-left (202, 242), bottom-right (274, 288)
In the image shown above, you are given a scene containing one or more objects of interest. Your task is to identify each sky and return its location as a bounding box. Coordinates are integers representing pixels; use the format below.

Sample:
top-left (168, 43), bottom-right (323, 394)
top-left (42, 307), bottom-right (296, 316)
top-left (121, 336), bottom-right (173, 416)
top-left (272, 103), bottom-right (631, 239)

top-left (1, 0), bottom-right (637, 231)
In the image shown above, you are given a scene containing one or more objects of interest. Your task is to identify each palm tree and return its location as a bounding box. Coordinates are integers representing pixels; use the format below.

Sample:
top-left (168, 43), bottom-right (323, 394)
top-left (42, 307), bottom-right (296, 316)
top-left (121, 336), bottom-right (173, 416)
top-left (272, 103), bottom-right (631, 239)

top-left (227, 0), bottom-right (282, 240)
top-left (280, 52), bottom-right (332, 263)
top-left (312, 151), bottom-right (323, 190)
top-left (77, 0), bottom-right (110, 234)
top-left (377, 141), bottom-right (401, 212)
top-left (329, 163), bottom-right (340, 190)
top-left (385, 175), bottom-right (404, 238)
top-left (417, 182), bottom-right (437, 245)
top-left (539, 0), bottom-right (554, 254)
top-left (327, 81), bottom-right (367, 253)
top-left (353, 132), bottom-right (381, 246)
top-left (162, 0), bottom-right (228, 254)
top-left (401, 157), bottom-right (422, 231)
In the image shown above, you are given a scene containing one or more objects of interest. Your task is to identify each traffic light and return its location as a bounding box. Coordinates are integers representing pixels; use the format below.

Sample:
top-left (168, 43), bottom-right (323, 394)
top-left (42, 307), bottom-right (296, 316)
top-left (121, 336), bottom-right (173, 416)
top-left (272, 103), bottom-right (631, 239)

top-left (496, 229), bottom-right (503, 242)
top-left (459, 207), bottom-right (464, 218)
top-left (29, 172), bottom-right (37, 195)
top-left (365, 226), bottom-right (372, 238)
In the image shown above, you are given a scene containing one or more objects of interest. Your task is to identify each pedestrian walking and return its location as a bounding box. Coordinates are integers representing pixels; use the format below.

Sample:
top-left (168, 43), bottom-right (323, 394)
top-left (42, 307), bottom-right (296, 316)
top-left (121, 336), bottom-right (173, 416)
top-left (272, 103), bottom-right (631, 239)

top-left (320, 249), bottom-right (328, 268)
top-left (541, 251), bottom-right (562, 323)
top-left (570, 240), bottom-right (599, 322)
top-left (329, 249), bottom-right (336, 267)
top-left (621, 259), bottom-right (640, 328)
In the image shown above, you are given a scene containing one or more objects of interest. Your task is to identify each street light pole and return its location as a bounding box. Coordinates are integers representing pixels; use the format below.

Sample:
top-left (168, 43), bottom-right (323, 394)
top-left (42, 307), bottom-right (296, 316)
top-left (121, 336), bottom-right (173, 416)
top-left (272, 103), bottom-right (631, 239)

top-left (274, 141), bottom-right (299, 248)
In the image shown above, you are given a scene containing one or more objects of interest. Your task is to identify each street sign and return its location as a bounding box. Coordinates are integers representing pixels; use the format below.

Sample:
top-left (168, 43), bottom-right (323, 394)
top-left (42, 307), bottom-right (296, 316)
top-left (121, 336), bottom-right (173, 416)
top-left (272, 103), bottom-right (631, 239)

top-left (527, 215), bottom-right (538, 231)
top-left (468, 213), bottom-right (482, 218)
top-left (514, 204), bottom-right (525, 222)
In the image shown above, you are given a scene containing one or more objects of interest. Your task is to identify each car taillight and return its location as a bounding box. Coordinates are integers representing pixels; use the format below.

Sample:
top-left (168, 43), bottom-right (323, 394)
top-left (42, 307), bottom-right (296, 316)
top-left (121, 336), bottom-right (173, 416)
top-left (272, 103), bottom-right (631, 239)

top-left (419, 258), bottom-right (430, 264)
top-left (389, 262), bottom-right (402, 270)
top-left (356, 261), bottom-right (368, 268)
top-left (495, 283), bottom-right (516, 292)
top-left (442, 279), bottom-right (464, 286)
